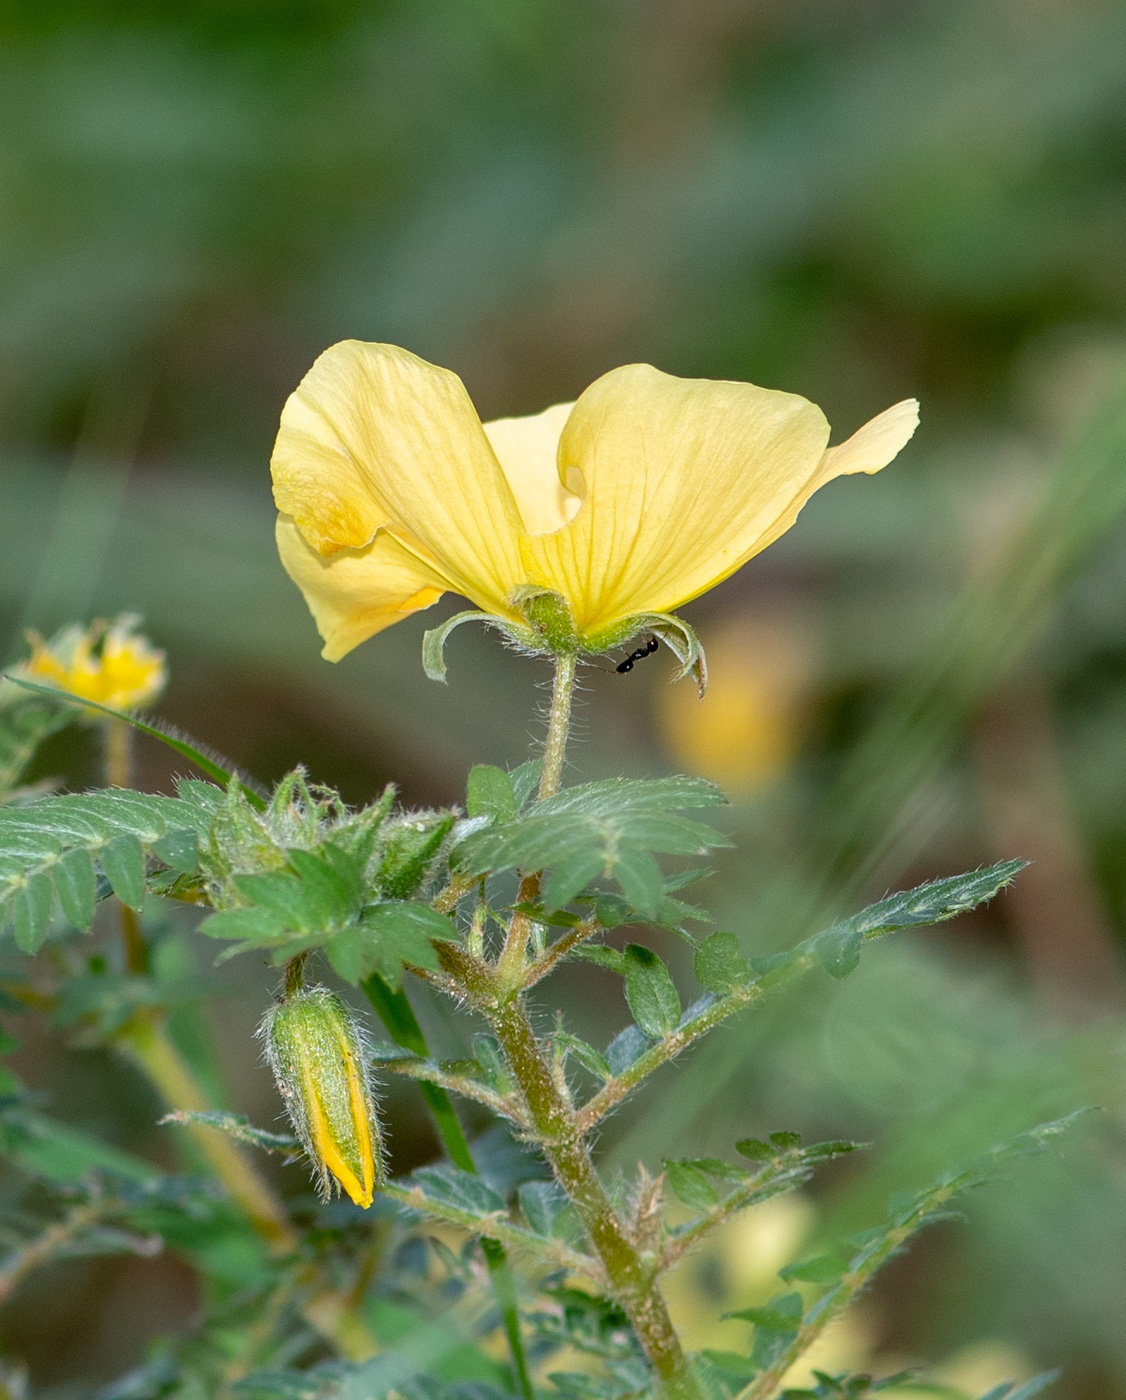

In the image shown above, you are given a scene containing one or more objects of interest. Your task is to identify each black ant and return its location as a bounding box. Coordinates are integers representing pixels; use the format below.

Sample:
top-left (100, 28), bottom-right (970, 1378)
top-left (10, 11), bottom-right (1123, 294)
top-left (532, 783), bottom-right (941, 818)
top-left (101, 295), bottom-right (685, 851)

top-left (616, 636), bottom-right (659, 673)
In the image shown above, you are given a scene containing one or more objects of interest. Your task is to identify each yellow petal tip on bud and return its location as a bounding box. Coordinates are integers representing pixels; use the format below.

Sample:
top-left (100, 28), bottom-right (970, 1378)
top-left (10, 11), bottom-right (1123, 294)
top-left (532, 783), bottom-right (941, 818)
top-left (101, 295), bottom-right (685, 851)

top-left (13, 615), bottom-right (167, 712)
top-left (260, 986), bottom-right (384, 1209)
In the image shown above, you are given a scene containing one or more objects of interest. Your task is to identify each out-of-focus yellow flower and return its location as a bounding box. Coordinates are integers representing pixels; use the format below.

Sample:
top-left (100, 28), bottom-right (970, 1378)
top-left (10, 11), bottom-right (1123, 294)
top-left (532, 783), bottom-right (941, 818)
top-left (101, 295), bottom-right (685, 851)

top-left (657, 614), bottom-right (814, 794)
top-left (271, 341), bottom-right (918, 662)
top-left (14, 616), bottom-right (167, 711)
top-left (261, 986), bottom-right (383, 1209)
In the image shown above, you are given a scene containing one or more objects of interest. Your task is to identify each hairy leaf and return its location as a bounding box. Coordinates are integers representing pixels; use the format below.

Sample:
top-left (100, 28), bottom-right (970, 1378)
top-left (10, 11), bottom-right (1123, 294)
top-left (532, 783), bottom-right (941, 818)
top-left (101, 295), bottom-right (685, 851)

top-left (814, 860), bottom-right (1025, 979)
top-left (459, 777), bottom-right (728, 914)
top-left (623, 944), bottom-right (681, 1039)
top-left (467, 765), bottom-right (517, 823)
top-left (695, 931), bottom-right (751, 992)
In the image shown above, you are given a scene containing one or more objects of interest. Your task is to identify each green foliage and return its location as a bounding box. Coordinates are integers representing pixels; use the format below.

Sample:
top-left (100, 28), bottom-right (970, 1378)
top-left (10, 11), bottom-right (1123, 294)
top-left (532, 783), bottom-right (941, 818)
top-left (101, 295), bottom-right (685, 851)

top-left (694, 932), bottom-right (751, 993)
top-left (0, 684), bottom-right (1073, 1400)
top-left (3, 673), bottom-right (267, 803)
top-left (0, 690), bottom-right (73, 801)
top-left (778, 1370), bottom-right (916, 1400)
top-left (158, 1110), bottom-right (299, 1154)
top-left (810, 861), bottom-right (1027, 979)
top-left (0, 788), bottom-right (214, 951)
top-left (623, 945), bottom-right (681, 1039)
top-left (458, 777), bottom-right (728, 917)
top-left (712, 1116), bottom-right (1085, 1398)
top-left (467, 765), bottom-right (519, 824)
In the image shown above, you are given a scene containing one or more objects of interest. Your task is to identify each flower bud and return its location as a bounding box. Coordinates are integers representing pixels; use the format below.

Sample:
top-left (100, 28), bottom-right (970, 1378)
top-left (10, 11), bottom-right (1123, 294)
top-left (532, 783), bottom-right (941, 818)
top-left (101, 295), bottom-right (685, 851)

top-left (260, 987), bottom-right (383, 1208)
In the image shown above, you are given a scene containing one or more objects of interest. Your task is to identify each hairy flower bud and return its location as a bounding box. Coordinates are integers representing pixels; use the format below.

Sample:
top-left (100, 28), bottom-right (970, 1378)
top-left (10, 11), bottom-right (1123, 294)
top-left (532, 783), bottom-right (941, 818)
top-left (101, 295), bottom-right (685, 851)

top-left (260, 986), bottom-right (383, 1208)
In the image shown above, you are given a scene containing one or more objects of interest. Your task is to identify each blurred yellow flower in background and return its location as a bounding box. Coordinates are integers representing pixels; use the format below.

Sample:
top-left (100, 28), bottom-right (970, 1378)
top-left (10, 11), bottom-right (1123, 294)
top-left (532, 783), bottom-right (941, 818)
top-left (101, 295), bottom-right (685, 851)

top-left (12, 616), bottom-right (167, 711)
top-left (271, 341), bottom-right (918, 661)
top-left (657, 613), bottom-right (815, 794)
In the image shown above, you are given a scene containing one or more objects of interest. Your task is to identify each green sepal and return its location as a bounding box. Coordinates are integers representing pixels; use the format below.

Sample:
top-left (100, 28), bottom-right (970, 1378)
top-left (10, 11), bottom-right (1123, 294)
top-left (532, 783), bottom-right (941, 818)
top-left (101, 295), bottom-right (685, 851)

top-left (422, 610), bottom-right (535, 683)
top-left (377, 814), bottom-right (455, 900)
top-left (585, 612), bottom-right (708, 696)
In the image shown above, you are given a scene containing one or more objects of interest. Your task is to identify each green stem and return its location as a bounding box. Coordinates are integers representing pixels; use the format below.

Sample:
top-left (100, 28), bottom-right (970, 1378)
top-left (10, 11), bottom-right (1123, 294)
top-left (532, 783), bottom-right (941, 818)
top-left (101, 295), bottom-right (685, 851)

top-left (537, 649), bottom-right (577, 803)
top-left (487, 995), bottom-right (697, 1400)
top-left (284, 953), bottom-right (308, 998)
top-left (104, 716), bottom-right (133, 789)
top-left (498, 651), bottom-right (579, 985)
top-left (103, 719), bottom-right (149, 974)
top-left (362, 975), bottom-right (536, 1400)
top-left (0, 1201), bottom-right (104, 1309)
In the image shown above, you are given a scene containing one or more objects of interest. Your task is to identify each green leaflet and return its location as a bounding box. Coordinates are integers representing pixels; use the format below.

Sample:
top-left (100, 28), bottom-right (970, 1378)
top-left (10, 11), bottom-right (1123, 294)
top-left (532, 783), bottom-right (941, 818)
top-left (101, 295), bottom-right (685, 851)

top-left (623, 944), bottom-right (681, 1039)
top-left (813, 859), bottom-right (1026, 980)
top-left (0, 789), bottom-right (215, 941)
top-left (458, 776), bottom-right (728, 916)
top-left (466, 765), bottom-right (518, 823)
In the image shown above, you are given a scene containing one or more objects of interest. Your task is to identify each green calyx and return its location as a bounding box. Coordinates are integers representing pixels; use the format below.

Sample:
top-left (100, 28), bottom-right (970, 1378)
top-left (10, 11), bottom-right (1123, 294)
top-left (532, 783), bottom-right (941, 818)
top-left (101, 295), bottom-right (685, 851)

top-left (421, 593), bottom-right (707, 695)
top-left (516, 588), bottom-right (579, 654)
top-left (586, 612), bottom-right (708, 696)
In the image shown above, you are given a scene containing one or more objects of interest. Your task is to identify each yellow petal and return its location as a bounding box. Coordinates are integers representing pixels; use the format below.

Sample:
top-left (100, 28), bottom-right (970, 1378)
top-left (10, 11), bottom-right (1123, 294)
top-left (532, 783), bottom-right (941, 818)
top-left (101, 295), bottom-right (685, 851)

top-left (483, 403), bottom-right (581, 535)
top-left (520, 364), bottom-right (831, 633)
top-left (741, 398), bottom-right (920, 562)
top-left (814, 398), bottom-right (919, 479)
top-left (271, 341), bottom-right (526, 613)
top-left (276, 515), bottom-right (446, 662)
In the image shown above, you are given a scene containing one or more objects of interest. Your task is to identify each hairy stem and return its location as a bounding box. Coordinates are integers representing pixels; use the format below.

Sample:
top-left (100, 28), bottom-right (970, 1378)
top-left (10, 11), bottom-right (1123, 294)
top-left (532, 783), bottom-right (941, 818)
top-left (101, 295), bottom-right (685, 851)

top-left (522, 917), bottom-right (601, 990)
top-left (103, 719), bottom-right (148, 974)
top-left (499, 651), bottom-right (578, 983)
top-left (537, 650), bottom-right (577, 804)
top-left (363, 974), bottom-right (537, 1400)
top-left (487, 994), bottom-right (698, 1400)
top-left (0, 1202), bottom-right (104, 1309)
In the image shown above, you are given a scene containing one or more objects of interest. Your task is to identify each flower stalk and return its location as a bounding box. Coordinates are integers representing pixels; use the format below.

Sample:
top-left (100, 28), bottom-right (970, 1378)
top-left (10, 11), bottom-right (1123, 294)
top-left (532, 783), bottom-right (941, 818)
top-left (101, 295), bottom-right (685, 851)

top-left (498, 650), bottom-right (578, 984)
top-left (537, 648), bottom-right (576, 804)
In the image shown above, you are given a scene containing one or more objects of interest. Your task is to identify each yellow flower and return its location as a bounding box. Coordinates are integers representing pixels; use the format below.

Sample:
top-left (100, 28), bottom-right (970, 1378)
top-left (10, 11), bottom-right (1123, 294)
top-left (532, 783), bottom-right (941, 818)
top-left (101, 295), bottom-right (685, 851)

top-left (15, 616), bottom-right (167, 711)
top-left (271, 341), bottom-right (918, 664)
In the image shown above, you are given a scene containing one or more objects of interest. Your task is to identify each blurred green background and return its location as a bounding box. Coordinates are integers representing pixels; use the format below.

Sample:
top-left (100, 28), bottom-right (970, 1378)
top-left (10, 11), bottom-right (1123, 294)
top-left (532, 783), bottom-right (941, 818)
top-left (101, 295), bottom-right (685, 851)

top-left (3, 0), bottom-right (1126, 1394)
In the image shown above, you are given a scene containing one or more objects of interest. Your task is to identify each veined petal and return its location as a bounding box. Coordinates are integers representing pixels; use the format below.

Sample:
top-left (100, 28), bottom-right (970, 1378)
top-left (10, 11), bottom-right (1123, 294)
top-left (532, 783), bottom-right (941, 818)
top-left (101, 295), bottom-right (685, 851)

top-left (277, 515), bottom-right (446, 662)
top-left (483, 403), bottom-right (581, 535)
top-left (519, 364), bottom-right (831, 633)
top-left (730, 398), bottom-right (920, 565)
top-left (271, 341), bottom-right (526, 613)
